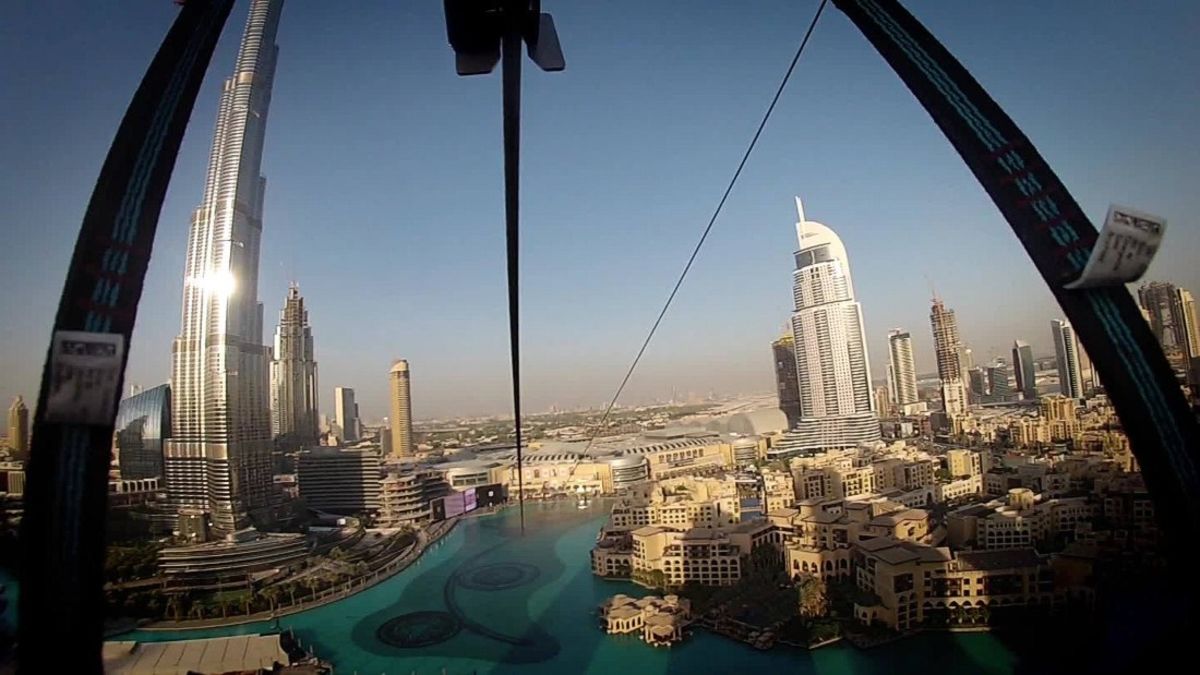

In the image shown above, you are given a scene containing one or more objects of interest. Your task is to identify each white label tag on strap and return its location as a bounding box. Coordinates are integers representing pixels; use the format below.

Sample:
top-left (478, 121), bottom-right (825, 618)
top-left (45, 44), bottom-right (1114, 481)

top-left (45, 330), bottom-right (125, 426)
top-left (1065, 204), bottom-right (1165, 290)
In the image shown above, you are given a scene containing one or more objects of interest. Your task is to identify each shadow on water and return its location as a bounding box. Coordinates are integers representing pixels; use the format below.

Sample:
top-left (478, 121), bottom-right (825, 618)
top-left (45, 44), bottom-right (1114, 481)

top-left (346, 501), bottom-right (608, 671)
top-left (493, 505), bottom-right (638, 674)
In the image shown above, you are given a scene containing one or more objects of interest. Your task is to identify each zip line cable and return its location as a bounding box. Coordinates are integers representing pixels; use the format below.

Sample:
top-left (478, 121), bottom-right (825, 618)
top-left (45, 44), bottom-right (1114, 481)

top-left (583, 0), bottom-right (829, 451)
top-left (501, 16), bottom-right (526, 534)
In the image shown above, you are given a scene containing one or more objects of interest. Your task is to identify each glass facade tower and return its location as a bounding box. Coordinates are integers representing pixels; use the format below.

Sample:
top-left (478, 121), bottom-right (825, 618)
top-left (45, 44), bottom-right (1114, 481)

top-left (164, 0), bottom-right (285, 534)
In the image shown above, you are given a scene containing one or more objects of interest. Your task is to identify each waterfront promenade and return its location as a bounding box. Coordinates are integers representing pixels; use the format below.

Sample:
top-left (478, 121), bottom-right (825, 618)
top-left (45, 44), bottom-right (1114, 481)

top-left (140, 518), bottom-right (459, 631)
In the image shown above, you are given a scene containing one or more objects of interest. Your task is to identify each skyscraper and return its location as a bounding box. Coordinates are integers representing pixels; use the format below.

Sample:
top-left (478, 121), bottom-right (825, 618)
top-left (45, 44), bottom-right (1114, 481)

top-left (389, 360), bottom-right (414, 457)
top-left (886, 329), bottom-right (919, 408)
top-left (334, 387), bottom-right (360, 443)
top-left (782, 198), bottom-right (880, 452)
top-left (1012, 340), bottom-right (1037, 400)
top-left (985, 360), bottom-right (1013, 402)
top-left (1177, 288), bottom-right (1200, 360)
top-left (1051, 319), bottom-right (1084, 400)
top-left (968, 367), bottom-right (987, 400)
top-left (113, 384), bottom-right (171, 480)
top-left (874, 385), bottom-right (894, 419)
top-left (7, 396), bottom-right (28, 459)
top-left (1138, 281), bottom-right (1200, 365)
top-left (771, 333), bottom-right (801, 429)
top-left (270, 284), bottom-right (319, 450)
top-left (164, 0), bottom-right (284, 534)
top-left (930, 298), bottom-right (968, 416)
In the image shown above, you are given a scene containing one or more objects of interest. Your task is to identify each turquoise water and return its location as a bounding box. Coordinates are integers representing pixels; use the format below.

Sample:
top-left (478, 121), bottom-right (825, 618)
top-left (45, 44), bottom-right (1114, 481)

top-left (110, 502), bottom-right (1041, 675)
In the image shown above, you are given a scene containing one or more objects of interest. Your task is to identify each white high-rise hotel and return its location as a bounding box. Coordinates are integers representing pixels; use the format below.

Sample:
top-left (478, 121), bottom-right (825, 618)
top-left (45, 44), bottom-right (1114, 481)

top-left (164, 0), bottom-right (284, 534)
top-left (779, 198), bottom-right (880, 454)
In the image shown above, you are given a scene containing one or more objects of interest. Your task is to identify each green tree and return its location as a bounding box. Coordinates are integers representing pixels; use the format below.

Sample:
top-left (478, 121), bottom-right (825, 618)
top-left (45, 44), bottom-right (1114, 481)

top-left (796, 574), bottom-right (828, 619)
top-left (648, 569), bottom-right (666, 589)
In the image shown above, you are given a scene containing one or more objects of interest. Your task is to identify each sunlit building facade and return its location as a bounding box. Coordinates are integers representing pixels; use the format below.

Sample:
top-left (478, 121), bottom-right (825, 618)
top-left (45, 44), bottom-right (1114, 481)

top-left (1051, 320), bottom-right (1084, 400)
top-left (164, 0), bottom-right (284, 533)
top-left (334, 386), bottom-right (360, 443)
top-left (785, 198), bottom-right (880, 453)
top-left (887, 329), bottom-right (919, 408)
top-left (389, 360), bottom-right (414, 457)
top-left (6, 396), bottom-right (29, 459)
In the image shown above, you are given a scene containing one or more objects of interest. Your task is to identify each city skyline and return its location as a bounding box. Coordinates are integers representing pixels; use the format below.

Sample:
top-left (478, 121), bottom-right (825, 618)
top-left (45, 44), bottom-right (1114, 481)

top-left (3, 1), bottom-right (1200, 420)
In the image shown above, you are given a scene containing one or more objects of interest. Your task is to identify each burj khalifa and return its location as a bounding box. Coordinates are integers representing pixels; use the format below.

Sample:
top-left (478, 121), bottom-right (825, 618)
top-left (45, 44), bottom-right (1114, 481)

top-left (164, 0), bottom-right (284, 534)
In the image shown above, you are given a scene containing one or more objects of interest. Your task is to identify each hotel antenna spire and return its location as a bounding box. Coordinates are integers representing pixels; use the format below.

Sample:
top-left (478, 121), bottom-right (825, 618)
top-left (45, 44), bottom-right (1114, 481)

top-left (443, 0), bottom-right (565, 535)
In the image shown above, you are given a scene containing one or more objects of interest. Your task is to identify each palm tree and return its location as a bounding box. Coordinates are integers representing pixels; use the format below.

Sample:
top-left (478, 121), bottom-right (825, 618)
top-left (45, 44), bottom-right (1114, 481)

top-left (166, 595), bottom-right (181, 622)
top-left (262, 587), bottom-right (280, 613)
top-left (303, 576), bottom-right (321, 601)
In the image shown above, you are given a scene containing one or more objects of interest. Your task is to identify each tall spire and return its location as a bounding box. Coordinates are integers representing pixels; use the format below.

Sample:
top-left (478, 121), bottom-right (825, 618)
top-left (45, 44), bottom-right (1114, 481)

top-left (165, 0), bottom-right (286, 534)
top-left (794, 195), bottom-right (807, 246)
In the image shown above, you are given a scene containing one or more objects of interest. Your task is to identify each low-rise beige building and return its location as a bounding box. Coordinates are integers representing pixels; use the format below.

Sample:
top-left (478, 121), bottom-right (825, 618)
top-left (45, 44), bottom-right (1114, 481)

top-left (946, 449), bottom-right (984, 478)
top-left (772, 497), bottom-right (934, 582)
top-left (592, 529), bottom-right (634, 577)
top-left (853, 540), bottom-right (1054, 631)
top-left (600, 594), bottom-right (692, 647)
top-left (795, 457), bottom-right (937, 501)
top-left (629, 521), bottom-right (775, 587)
top-left (773, 498), bottom-right (932, 551)
top-left (507, 456), bottom-right (614, 497)
top-left (947, 488), bottom-right (1091, 551)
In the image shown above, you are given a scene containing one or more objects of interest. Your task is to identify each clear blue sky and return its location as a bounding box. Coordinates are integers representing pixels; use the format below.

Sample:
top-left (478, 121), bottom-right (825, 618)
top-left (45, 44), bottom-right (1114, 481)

top-left (2, 1), bottom-right (1198, 420)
